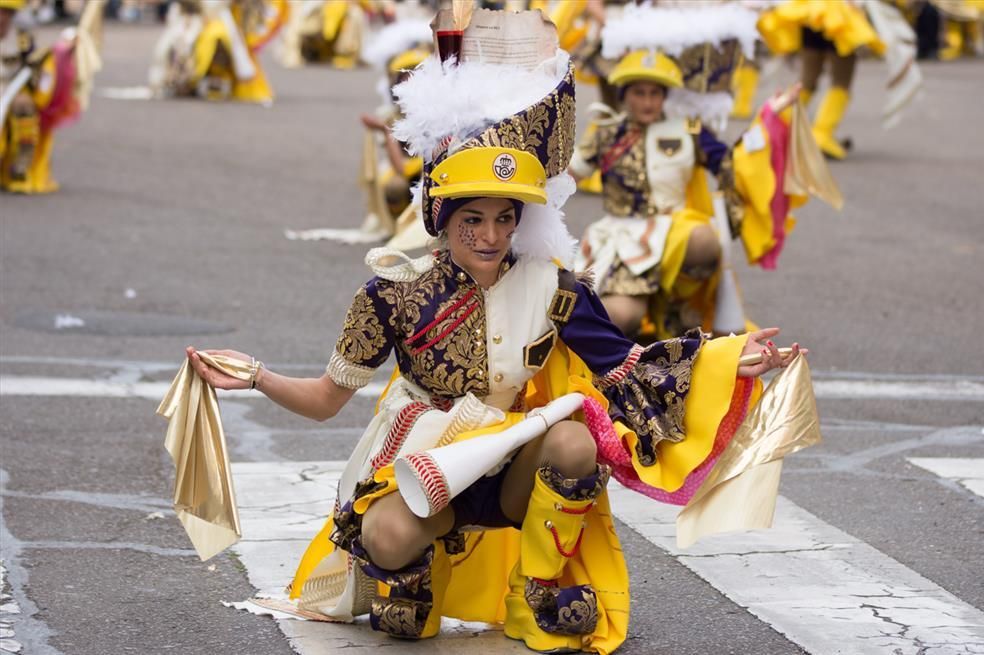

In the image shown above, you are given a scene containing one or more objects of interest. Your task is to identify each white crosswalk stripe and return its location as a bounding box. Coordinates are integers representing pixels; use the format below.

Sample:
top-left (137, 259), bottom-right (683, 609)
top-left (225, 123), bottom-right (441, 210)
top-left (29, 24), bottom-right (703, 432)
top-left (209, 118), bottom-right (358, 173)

top-left (908, 457), bottom-right (984, 499)
top-left (608, 484), bottom-right (984, 655)
top-left (227, 461), bottom-right (984, 655)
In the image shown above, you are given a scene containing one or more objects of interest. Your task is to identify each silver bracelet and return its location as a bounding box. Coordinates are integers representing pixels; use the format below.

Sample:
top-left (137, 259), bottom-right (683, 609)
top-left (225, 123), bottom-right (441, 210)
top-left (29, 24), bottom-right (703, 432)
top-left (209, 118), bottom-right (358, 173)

top-left (249, 358), bottom-right (264, 390)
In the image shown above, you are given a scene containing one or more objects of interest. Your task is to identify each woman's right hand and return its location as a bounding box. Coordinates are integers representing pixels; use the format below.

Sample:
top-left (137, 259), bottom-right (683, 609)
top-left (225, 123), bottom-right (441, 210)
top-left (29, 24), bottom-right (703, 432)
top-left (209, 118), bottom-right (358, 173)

top-left (360, 113), bottom-right (388, 132)
top-left (185, 346), bottom-right (252, 391)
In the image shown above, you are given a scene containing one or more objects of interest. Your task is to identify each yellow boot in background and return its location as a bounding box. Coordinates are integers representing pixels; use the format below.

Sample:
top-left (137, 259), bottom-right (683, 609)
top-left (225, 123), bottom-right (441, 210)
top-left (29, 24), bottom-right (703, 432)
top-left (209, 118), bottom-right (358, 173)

top-left (731, 65), bottom-right (759, 119)
top-left (577, 169), bottom-right (602, 194)
top-left (504, 465), bottom-right (609, 652)
top-left (812, 87), bottom-right (850, 160)
top-left (940, 20), bottom-right (963, 60)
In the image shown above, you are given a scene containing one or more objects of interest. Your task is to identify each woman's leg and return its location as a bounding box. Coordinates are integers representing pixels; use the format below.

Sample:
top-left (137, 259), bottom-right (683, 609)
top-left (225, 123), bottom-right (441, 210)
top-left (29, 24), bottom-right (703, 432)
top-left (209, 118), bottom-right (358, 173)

top-left (500, 420), bottom-right (598, 523)
top-left (799, 46), bottom-right (826, 104)
top-left (361, 492), bottom-right (454, 570)
top-left (358, 492), bottom-right (455, 640)
top-left (501, 421), bottom-right (609, 643)
top-left (681, 223), bottom-right (722, 281)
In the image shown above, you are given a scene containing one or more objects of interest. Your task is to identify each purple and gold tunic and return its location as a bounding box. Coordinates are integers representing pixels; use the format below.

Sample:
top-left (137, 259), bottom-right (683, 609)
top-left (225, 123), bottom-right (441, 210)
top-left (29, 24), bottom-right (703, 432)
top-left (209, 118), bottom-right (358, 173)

top-left (328, 250), bottom-right (704, 467)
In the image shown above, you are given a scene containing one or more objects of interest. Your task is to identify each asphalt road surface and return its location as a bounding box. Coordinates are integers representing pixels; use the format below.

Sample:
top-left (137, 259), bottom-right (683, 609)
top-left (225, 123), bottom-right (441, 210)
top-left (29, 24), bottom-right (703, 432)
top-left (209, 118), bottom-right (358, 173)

top-left (1, 21), bottom-right (982, 655)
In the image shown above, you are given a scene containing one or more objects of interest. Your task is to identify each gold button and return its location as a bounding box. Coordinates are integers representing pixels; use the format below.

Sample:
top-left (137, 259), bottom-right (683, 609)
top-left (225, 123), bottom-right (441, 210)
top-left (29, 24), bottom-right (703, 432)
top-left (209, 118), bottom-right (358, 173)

top-left (476, 370), bottom-right (484, 378)
top-left (494, 373), bottom-right (504, 383)
top-left (439, 173), bottom-right (449, 181)
top-left (456, 272), bottom-right (467, 282)
top-left (493, 335), bottom-right (502, 344)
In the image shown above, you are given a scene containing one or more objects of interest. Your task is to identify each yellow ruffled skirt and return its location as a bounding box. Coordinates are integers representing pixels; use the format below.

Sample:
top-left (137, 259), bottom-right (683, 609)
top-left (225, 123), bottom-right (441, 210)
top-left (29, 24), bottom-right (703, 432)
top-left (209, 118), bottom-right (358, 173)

top-left (757, 0), bottom-right (886, 57)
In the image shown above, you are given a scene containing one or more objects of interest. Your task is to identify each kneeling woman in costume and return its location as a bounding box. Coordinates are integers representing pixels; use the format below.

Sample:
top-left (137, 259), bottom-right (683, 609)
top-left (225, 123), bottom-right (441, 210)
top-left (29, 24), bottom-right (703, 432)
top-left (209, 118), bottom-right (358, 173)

top-left (149, 0), bottom-right (286, 104)
top-left (188, 19), bottom-right (801, 655)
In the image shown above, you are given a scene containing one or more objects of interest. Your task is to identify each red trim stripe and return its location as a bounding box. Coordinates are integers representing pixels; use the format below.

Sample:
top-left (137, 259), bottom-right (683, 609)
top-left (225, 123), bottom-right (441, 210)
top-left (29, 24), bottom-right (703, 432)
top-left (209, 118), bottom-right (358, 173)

top-left (404, 452), bottom-right (451, 515)
top-left (369, 402), bottom-right (430, 471)
top-left (405, 289), bottom-right (477, 346)
top-left (410, 301), bottom-right (480, 355)
top-left (599, 129), bottom-right (642, 174)
top-left (597, 344), bottom-right (644, 389)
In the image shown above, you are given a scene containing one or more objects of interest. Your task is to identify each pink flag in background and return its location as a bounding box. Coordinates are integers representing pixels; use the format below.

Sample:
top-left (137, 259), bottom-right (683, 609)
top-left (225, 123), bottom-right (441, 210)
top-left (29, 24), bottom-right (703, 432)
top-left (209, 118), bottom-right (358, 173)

top-left (759, 105), bottom-right (790, 270)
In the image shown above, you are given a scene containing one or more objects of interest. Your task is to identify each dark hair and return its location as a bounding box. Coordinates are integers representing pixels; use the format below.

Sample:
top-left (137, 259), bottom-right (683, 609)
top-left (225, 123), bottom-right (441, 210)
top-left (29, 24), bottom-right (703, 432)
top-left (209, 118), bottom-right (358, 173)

top-left (436, 197), bottom-right (524, 233)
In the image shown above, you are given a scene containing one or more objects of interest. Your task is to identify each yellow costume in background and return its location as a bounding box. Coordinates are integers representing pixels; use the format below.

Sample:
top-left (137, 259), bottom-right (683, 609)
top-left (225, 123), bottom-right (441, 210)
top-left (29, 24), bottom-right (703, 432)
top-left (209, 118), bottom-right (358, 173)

top-left (935, 0), bottom-right (984, 59)
top-left (150, 0), bottom-right (286, 103)
top-left (573, 52), bottom-right (785, 339)
top-left (0, 0), bottom-right (103, 193)
top-left (758, 0), bottom-right (886, 160)
top-left (277, 0), bottom-right (372, 69)
top-left (282, 23), bottom-right (431, 248)
top-left (757, 0), bottom-right (885, 58)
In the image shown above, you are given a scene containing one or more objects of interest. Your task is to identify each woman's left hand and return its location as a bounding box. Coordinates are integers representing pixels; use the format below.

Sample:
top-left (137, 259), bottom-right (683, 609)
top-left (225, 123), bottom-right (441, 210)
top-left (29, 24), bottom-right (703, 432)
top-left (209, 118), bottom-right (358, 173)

top-left (737, 327), bottom-right (807, 378)
top-left (768, 82), bottom-right (803, 114)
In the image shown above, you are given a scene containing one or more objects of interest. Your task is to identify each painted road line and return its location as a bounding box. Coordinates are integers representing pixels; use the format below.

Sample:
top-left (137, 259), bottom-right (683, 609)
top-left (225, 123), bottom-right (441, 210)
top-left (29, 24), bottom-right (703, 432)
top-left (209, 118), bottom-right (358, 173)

top-left (811, 378), bottom-right (984, 401)
top-left (607, 483), bottom-right (984, 655)
top-left (908, 457), bottom-right (984, 499)
top-left (0, 376), bottom-right (388, 401)
top-left (3, 373), bottom-right (982, 402)
top-left (227, 461), bottom-right (523, 655)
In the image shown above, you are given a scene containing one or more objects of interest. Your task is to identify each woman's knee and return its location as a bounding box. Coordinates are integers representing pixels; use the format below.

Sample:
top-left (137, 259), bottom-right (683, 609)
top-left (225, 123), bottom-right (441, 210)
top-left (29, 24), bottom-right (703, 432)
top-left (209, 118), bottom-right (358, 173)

top-left (541, 421), bottom-right (597, 478)
top-left (362, 500), bottom-right (425, 570)
top-left (602, 295), bottom-right (646, 336)
top-left (682, 225), bottom-right (721, 279)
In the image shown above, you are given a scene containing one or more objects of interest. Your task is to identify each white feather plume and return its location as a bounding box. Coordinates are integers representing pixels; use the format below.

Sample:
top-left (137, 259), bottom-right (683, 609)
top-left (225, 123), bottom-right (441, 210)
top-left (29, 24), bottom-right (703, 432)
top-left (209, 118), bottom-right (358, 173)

top-left (665, 89), bottom-right (735, 133)
top-left (601, 3), bottom-right (760, 60)
top-left (511, 174), bottom-right (578, 267)
top-left (391, 50), bottom-right (571, 161)
top-left (361, 19), bottom-right (433, 71)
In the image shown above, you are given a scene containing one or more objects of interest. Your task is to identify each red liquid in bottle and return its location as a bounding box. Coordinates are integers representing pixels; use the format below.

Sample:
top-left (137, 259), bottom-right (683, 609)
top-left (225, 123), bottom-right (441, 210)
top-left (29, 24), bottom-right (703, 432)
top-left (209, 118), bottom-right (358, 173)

top-left (436, 30), bottom-right (464, 63)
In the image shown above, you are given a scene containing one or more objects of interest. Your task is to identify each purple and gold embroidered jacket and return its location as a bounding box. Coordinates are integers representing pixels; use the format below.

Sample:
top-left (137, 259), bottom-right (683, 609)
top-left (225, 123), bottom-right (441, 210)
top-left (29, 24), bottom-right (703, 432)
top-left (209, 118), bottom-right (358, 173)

top-left (327, 251), bottom-right (705, 465)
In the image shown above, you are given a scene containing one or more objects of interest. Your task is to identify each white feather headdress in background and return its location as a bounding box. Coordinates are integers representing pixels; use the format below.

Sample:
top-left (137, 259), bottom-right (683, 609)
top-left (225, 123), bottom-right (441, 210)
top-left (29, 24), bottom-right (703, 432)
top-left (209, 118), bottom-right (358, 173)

top-left (601, 3), bottom-right (760, 130)
top-left (361, 19), bottom-right (433, 71)
top-left (601, 3), bottom-right (760, 60)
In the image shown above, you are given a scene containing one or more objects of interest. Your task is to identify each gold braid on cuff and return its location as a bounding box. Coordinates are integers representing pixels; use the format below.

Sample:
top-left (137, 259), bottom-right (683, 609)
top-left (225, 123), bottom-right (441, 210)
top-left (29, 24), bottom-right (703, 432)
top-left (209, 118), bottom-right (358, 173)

top-left (326, 350), bottom-right (376, 389)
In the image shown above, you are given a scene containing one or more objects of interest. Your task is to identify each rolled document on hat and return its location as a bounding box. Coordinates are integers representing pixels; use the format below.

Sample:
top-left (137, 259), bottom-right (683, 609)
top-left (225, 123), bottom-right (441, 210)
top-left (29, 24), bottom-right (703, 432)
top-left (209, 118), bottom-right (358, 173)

top-left (395, 393), bottom-right (585, 518)
top-left (738, 347), bottom-right (793, 367)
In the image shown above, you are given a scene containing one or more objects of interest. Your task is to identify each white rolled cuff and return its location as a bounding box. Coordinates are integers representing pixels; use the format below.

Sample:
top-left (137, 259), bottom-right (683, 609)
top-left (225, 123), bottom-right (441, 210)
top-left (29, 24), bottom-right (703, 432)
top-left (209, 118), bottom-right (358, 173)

top-left (326, 350), bottom-right (376, 389)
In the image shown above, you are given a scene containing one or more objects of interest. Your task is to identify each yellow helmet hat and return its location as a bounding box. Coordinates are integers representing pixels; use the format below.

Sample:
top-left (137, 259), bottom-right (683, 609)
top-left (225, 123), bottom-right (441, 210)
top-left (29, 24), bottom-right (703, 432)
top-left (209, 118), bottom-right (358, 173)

top-left (608, 50), bottom-right (683, 89)
top-left (388, 47), bottom-right (430, 75)
top-left (0, 0), bottom-right (26, 10)
top-left (429, 147), bottom-right (547, 206)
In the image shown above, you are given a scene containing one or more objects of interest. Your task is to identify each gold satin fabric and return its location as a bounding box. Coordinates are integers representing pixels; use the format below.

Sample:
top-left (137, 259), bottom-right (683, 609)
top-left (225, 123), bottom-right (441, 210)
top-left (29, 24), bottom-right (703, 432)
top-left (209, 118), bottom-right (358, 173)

top-left (785, 100), bottom-right (844, 211)
top-left (157, 353), bottom-right (247, 561)
top-left (677, 354), bottom-right (822, 548)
